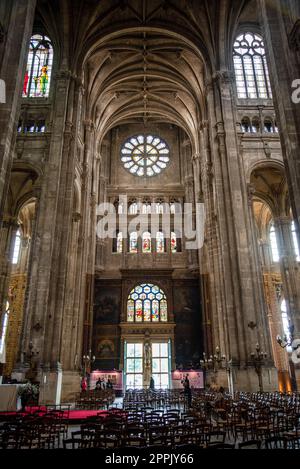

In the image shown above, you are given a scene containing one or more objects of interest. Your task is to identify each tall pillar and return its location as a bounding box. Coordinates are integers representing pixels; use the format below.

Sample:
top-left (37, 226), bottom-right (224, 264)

top-left (0, 0), bottom-right (36, 331)
top-left (14, 70), bottom-right (88, 403)
top-left (274, 216), bottom-right (300, 331)
top-left (205, 70), bottom-right (277, 391)
top-left (258, 0), bottom-right (300, 239)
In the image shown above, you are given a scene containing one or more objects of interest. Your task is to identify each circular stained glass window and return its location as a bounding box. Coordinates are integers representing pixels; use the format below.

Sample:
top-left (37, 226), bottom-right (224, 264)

top-left (121, 135), bottom-right (170, 177)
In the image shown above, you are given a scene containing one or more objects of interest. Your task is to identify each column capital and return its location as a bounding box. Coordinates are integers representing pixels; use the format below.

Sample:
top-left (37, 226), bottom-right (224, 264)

top-left (247, 183), bottom-right (256, 205)
top-left (273, 215), bottom-right (292, 226)
top-left (84, 120), bottom-right (95, 132)
top-left (192, 153), bottom-right (201, 163)
top-left (2, 215), bottom-right (19, 229)
top-left (54, 69), bottom-right (72, 81)
top-left (212, 70), bottom-right (235, 86)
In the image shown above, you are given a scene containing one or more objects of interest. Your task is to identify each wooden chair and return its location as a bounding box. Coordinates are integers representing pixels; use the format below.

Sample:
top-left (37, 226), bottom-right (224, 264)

top-left (265, 436), bottom-right (287, 449)
top-left (238, 439), bottom-right (262, 449)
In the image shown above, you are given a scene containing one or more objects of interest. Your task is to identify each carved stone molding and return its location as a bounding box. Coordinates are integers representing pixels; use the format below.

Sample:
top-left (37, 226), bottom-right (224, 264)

top-left (72, 212), bottom-right (81, 223)
top-left (247, 183), bottom-right (256, 205)
top-left (212, 70), bottom-right (235, 86)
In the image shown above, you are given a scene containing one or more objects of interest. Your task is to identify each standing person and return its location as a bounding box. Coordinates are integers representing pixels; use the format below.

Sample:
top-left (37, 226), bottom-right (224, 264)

top-left (149, 376), bottom-right (155, 391)
top-left (107, 378), bottom-right (113, 389)
top-left (183, 374), bottom-right (192, 409)
top-left (81, 376), bottom-right (87, 393)
top-left (214, 386), bottom-right (225, 409)
top-left (95, 377), bottom-right (102, 391)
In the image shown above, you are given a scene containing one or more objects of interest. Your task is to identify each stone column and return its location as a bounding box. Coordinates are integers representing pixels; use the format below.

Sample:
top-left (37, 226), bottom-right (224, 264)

top-left (205, 70), bottom-right (277, 391)
top-left (274, 216), bottom-right (300, 333)
top-left (14, 70), bottom-right (87, 404)
top-left (263, 273), bottom-right (291, 392)
top-left (0, 217), bottom-right (18, 356)
top-left (0, 0), bottom-right (36, 321)
top-left (198, 120), bottom-right (222, 360)
top-left (258, 0), bottom-right (300, 239)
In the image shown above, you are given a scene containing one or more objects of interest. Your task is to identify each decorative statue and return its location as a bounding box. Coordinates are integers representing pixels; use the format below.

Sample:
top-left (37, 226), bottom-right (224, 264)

top-left (144, 342), bottom-right (151, 368)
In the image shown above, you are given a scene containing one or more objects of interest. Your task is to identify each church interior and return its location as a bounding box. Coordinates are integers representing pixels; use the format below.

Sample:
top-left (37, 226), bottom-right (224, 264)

top-left (0, 0), bottom-right (300, 450)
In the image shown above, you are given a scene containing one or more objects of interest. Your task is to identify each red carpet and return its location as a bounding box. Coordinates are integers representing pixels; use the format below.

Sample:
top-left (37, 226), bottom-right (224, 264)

top-left (0, 408), bottom-right (122, 423)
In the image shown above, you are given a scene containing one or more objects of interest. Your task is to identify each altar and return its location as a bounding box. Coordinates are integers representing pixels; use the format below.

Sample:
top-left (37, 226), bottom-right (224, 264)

top-left (0, 384), bottom-right (21, 411)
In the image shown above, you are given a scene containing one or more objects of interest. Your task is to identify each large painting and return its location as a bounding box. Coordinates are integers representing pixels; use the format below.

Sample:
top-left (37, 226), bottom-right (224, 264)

top-left (173, 283), bottom-right (203, 369)
top-left (94, 284), bottom-right (121, 324)
top-left (93, 282), bottom-right (122, 370)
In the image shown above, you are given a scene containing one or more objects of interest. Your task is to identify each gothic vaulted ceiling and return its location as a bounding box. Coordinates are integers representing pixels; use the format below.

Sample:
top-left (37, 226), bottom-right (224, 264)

top-left (36, 0), bottom-right (253, 148)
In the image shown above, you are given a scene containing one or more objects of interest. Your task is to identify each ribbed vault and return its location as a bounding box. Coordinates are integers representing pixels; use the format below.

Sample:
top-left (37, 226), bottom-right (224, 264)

top-left (35, 0), bottom-right (253, 150)
top-left (84, 30), bottom-right (205, 150)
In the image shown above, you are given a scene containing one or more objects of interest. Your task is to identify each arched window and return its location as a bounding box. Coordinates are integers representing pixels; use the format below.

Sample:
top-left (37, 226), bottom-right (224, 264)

top-left (127, 284), bottom-right (168, 322)
top-left (0, 301), bottom-right (9, 356)
top-left (25, 121), bottom-right (35, 133)
top-left (270, 222), bottom-right (279, 262)
top-left (170, 201), bottom-right (181, 214)
top-left (142, 203), bottom-right (152, 214)
top-left (156, 232), bottom-right (165, 253)
top-left (291, 221), bottom-right (300, 262)
top-left (129, 202), bottom-right (138, 215)
top-left (280, 299), bottom-right (292, 351)
top-left (23, 34), bottom-right (53, 98)
top-left (251, 117), bottom-right (260, 133)
top-left (129, 232), bottom-right (138, 253)
top-left (121, 135), bottom-right (170, 177)
top-left (12, 230), bottom-right (21, 265)
top-left (233, 32), bottom-right (272, 99)
top-left (264, 118), bottom-right (274, 133)
top-left (142, 232), bottom-right (151, 253)
top-left (241, 117), bottom-right (251, 133)
top-left (117, 232), bottom-right (123, 254)
top-left (36, 120), bottom-right (46, 132)
top-left (171, 232), bottom-right (178, 253)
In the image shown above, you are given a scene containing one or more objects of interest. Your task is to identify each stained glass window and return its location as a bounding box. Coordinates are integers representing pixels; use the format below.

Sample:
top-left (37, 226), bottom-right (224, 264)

top-left (142, 232), bottom-right (151, 253)
top-left (127, 284), bottom-right (168, 322)
top-left (23, 34), bottom-right (53, 98)
top-left (12, 230), bottom-right (21, 265)
top-left (291, 221), bottom-right (300, 262)
top-left (121, 135), bottom-right (170, 177)
top-left (233, 33), bottom-right (272, 99)
top-left (156, 232), bottom-right (165, 253)
top-left (171, 232), bottom-right (177, 253)
top-left (160, 300), bottom-right (168, 322)
top-left (130, 232), bottom-right (138, 253)
top-left (127, 300), bottom-right (135, 322)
